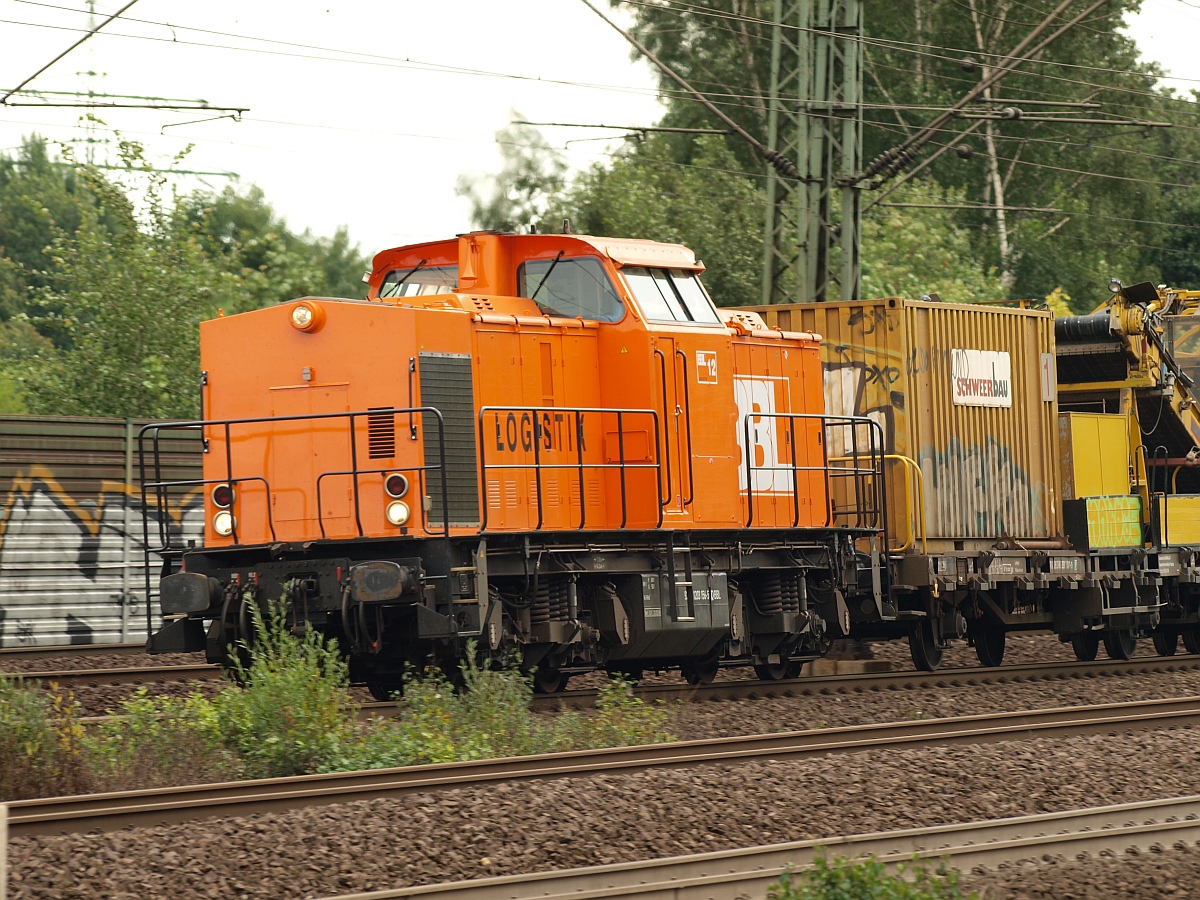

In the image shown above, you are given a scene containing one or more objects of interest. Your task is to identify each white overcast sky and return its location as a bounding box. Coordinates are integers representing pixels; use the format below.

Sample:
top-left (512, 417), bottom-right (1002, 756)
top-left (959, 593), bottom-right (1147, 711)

top-left (0, 0), bottom-right (1194, 259)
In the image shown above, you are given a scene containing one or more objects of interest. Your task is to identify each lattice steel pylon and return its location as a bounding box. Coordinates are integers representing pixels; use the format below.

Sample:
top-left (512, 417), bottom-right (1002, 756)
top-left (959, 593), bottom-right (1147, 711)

top-left (761, 0), bottom-right (863, 304)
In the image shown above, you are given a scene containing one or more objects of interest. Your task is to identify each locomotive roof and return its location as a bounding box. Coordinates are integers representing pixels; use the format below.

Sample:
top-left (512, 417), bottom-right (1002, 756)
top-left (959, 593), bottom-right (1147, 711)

top-left (371, 232), bottom-right (703, 272)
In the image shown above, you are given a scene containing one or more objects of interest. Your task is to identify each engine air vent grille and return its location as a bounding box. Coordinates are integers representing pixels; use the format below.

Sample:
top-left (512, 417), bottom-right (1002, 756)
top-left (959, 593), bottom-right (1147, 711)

top-left (367, 409), bottom-right (396, 459)
top-left (419, 353), bottom-right (479, 527)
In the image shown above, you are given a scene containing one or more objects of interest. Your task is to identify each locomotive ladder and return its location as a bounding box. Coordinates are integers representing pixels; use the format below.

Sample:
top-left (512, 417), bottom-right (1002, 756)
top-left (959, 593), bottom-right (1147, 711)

top-left (665, 531), bottom-right (696, 622)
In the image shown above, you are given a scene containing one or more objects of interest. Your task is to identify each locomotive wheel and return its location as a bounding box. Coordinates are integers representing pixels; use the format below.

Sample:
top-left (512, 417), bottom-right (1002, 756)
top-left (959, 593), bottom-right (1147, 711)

top-left (533, 666), bottom-right (569, 694)
top-left (1070, 632), bottom-right (1100, 662)
top-left (908, 620), bottom-right (944, 672)
top-left (1103, 629), bottom-right (1137, 661)
top-left (753, 660), bottom-right (790, 681)
top-left (784, 659), bottom-right (805, 679)
top-left (1184, 626), bottom-right (1200, 655)
top-left (971, 624), bottom-right (1006, 668)
top-left (1152, 630), bottom-right (1179, 657)
top-left (680, 655), bottom-right (719, 686)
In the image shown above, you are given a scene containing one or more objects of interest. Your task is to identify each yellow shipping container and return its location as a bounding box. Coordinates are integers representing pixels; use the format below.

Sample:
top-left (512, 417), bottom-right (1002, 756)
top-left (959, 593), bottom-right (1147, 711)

top-left (740, 298), bottom-right (1061, 551)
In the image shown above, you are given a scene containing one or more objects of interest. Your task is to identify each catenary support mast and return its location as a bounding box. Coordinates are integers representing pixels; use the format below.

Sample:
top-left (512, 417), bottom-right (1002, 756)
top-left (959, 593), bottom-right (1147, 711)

top-left (762, 0), bottom-right (863, 304)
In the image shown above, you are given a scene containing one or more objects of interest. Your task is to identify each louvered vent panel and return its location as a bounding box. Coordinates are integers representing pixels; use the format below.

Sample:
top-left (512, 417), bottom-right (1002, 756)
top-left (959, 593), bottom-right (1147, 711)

top-left (419, 354), bottom-right (480, 527)
top-left (367, 410), bottom-right (396, 459)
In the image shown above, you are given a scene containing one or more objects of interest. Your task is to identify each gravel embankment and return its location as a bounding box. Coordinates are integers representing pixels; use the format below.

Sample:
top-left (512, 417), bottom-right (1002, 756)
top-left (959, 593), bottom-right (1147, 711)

top-left (10, 726), bottom-right (1200, 899)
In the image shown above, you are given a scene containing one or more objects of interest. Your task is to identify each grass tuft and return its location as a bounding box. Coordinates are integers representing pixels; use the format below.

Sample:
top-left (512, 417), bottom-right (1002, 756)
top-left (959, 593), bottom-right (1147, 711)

top-left (768, 855), bottom-right (976, 900)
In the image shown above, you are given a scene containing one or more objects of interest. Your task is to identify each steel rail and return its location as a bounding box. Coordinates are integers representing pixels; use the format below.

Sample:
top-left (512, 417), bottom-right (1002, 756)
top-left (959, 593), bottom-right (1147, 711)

top-left (1, 663), bottom-right (223, 688)
top-left (11, 695), bottom-right (1200, 837)
top-left (0, 642), bottom-right (146, 660)
top-left (318, 794), bottom-right (1200, 900)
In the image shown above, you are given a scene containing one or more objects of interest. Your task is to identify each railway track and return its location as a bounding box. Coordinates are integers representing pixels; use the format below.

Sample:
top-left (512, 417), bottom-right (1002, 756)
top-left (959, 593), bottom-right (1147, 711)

top-left (527, 654), bottom-right (1200, 710)
top-left (10, 694), bottom-right (1200, 837)
top-left (5, 653), bottom-right (1195, 713)
top-left (316, 794), bottom-right (1200, 900)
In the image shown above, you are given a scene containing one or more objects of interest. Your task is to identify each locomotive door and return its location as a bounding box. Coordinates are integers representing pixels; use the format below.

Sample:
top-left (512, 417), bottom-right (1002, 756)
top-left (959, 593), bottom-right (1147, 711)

top-left (653, 336), bottom-right (692, 518)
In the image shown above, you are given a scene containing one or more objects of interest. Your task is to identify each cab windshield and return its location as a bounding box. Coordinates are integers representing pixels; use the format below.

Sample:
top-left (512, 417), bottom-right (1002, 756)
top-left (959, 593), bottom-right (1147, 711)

top-left (517, 256), bottom-right (625, 322)
top-left (621, 267), bottom-right (721, 325)
top-left (379, 265), bottom-right (458, 298)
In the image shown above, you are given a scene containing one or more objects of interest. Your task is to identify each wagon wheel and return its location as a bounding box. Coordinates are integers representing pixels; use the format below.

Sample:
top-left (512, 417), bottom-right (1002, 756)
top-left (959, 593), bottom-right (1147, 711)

top-left (1103, 628), bottom-right (1137, 661)
top-left (680, 654), bottom-right (720, 686)
top-left (908, 619), bottom-right (944, 672)
top-left (753, 659), bottom-right (790, 681)
top-left (1070, 632), bottom-right (1100, 662)
top-left (1152, 629), bottom-right (1179, 657)
top-left (1184, 626), bottom-right (1200, 655)
top-left (533, 666), bottom-right (569, 694)
top-left (970, 622), bottom-right (1006, 668)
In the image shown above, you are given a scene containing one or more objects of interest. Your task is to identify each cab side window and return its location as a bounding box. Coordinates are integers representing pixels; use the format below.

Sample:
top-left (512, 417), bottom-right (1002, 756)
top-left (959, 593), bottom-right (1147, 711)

top-left (518, 257), bottom-right (625, 323)
top-left (622, 267), bottom-right (721, 324)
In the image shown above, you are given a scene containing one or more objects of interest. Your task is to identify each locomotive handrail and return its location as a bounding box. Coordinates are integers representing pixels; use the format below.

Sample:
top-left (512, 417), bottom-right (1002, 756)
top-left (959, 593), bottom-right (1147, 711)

top-left (137, 407), bottom-right (451, 639)
top-left (742, 412), bottom-right (888, 538)
top-left (675, 347), bottom-right (695, 508)
top-left (476, 405), bottom-right (663, 532)
top-left (828, 453), bottom-right (926, 554)
top-left (653, 348), bottom-right (673, 509)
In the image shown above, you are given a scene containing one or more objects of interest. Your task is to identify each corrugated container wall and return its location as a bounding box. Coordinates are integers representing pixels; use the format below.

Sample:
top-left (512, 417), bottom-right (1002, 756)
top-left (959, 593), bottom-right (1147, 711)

top-left (0, 416), bottom-right (203, 647)
top-left (745, 299), bottom-right (1061, 551)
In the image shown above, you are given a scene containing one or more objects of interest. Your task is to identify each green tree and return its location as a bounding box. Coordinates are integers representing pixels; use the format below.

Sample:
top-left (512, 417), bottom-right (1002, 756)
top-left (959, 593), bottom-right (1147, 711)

top-left (861, 181), bottom-right (1006, 304)
top-left (456, 119), bottom-right (568, 233)
top-left (16, 141), bottom-right (244, 418)
top-left (554, 134), bottom-right (766, 307)
top-left (184, 184), bottom-right (369, 312)
top-left (605, 0), bottom-right (1197, 307)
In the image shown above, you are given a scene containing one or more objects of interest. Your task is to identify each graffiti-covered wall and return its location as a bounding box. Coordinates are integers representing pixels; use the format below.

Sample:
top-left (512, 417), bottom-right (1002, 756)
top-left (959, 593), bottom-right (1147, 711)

top-left (0, 417), bottom-right (202, 647)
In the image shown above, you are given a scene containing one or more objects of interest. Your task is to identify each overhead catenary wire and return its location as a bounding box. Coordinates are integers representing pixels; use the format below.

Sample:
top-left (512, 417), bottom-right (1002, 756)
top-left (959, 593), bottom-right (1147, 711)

top-left (2, 3), bottom-right (1195, 123)
top-left (574, 0), bottom-right (799, 179)
top-left (0, 0), bottom-right (137, 105)
top-left (860, 0), bottom-right (1109, 185)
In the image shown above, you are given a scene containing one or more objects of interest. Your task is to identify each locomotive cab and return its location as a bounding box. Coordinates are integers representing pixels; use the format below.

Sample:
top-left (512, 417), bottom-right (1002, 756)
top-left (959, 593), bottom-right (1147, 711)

top-left (145, 231), bottom-right (887, 692)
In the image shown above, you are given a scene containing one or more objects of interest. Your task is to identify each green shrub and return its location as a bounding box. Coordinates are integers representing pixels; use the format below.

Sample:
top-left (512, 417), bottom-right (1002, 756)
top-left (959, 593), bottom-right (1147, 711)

top-left (85, 690), bottom-right (238, 791)
top-left (768, 856), bottom-right (976, 900)
top-left (0, 677), bottom-right (88, 800)
top-left (215, 597), bottom-right (357, 778)
top-left (327, 655), bottom-right (673, 772)
top-left (559, 675), bottom-right (673, 750)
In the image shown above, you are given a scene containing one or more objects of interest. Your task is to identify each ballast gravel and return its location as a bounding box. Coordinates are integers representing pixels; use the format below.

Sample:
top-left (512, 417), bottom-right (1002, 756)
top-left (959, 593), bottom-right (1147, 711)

top-left (667, 664), bottom-right (1200, 740)
top-left (10, 726), bottom-right (1200, 899)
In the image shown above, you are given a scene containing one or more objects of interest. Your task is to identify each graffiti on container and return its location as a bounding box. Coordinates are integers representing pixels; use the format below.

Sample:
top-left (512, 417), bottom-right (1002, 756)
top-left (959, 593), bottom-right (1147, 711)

top-left (823, 357), bottom-right (901, 455)
top-left (919, 438), bottom-right (1048, 537)
top-left (0, 466), bottom-right (202, 645)
top-left (846, 306), bottom-right (900, 336)
top-left (905, 345), bottom-right (957, 377)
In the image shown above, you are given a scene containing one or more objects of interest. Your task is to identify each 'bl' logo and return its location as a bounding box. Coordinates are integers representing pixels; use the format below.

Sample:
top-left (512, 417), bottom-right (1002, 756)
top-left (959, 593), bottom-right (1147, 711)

top-left (734, 377), bottom-right (792, 493)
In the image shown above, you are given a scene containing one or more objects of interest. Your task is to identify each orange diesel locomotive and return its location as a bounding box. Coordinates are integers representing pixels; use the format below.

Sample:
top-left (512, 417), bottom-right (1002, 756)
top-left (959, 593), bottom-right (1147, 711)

top-left (143, 232), bottom-right (887, 693)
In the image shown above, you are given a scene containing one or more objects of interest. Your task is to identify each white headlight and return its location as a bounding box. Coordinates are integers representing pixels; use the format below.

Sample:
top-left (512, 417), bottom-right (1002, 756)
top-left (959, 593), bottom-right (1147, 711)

top-left (213, 510), bottom-right (236, 536)
top-left (291, 304), bottom-right (314, 328)
top-left (385, 500), bottom-right (411, 526)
